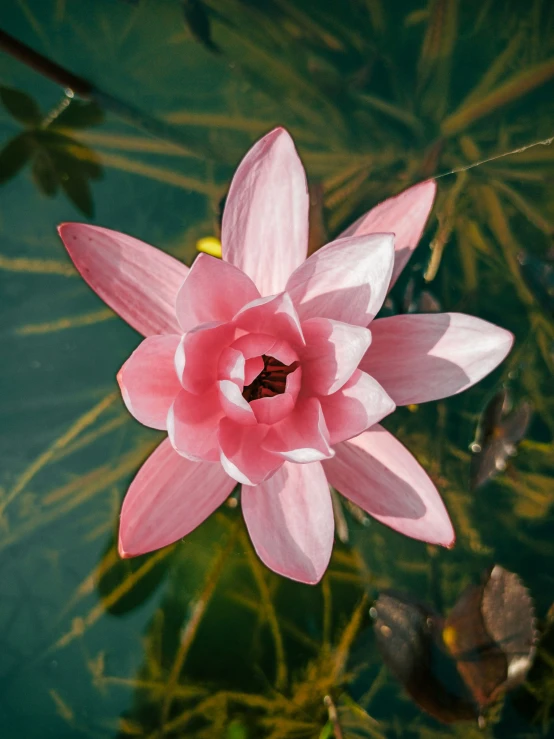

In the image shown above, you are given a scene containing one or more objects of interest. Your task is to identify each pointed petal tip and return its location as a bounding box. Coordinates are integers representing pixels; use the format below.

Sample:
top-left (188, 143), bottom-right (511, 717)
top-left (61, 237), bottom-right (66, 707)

top-left (117, 534), bottom-right (132, 559)
top-left (267, 125), bottom-right (292, 140)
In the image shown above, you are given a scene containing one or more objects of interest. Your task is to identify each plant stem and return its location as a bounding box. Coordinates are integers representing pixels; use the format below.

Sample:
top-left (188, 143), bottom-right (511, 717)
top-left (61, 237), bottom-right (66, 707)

top-left (0, 28), bottom-right (227, 162)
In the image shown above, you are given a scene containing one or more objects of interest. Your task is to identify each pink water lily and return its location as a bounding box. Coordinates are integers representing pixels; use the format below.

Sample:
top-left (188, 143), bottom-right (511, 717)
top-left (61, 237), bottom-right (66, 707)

top-left (58, 128), bottom-right (513, 584)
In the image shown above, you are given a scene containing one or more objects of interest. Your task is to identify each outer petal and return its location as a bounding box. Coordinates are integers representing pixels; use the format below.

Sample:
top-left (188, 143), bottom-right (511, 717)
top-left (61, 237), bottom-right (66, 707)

top-left (119, 438), bottom-right (236, 557)
top-left (285, 233), bottom-right (394, 326)
top-left (117, 335), bottom-right (181, 430)
top-left (263, 397), bottom-right (334, 463)
top-left (320, 370), bottom-right (396, 444)
top-left (58, 224), bottom-right (186, 336)
top-left (323, 426), bottom-right (454, 546)
top-left (167, 387), bottom-right (224, 462)
top-left (242, 461), bottom-right (334, 584)
top-left (234, 293), bottom-right (305, 349)
top-left (219, 420), bottom-right (283, 485)
top-left (176, 253), bottom-right (260, 332)
top-left (300, 317), bottom-right (372, 395)
top-left (360, 313), bottom-right (514, 406)
top-left (340, 180), bottom-right (437, 289)
top-left (175, 322), bottom-right (235, 395)
top-left (221, 127), bottom-right (309, 295)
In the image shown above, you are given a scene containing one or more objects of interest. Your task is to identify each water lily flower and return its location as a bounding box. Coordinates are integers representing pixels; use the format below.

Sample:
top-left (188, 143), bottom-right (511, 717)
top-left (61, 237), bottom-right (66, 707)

top-left (58, 128), bottom-right (513, 584)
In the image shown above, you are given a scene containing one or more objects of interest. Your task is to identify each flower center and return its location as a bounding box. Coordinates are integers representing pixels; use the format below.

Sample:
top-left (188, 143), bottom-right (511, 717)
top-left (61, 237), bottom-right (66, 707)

top-left (242, 355), bottom-right (299, 402)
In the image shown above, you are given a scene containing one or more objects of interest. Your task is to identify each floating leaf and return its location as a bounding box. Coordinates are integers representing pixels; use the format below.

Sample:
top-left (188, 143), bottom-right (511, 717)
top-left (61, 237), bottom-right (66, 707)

top-left (470, 388), bottom-right (532, 490)
top-left (444, 566), bottom-right (538, 708)
top-left (0, 133), bottom-right (33, 184)
top-left (371, 591), bottom-right (477, 723)
top-left (372, 568), bottom-right (537, 724)
top-left (0, 85), bottom-right (42, 126)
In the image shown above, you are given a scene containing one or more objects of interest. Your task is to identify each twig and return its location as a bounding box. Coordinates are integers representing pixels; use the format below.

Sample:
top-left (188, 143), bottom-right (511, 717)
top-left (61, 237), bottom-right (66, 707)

top-left (0, 28), bottom-right (227, 162)
top-left (323, 695), bottom-right (344, 739)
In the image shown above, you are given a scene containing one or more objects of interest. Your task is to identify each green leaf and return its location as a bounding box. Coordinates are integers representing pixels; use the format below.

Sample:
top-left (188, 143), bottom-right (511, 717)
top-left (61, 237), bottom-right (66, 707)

top-left (51, 143), bottom-right (103, 180)
top-left (0, 86), bottom-right (42, 126)
top-left (51, 99), bottom-right (105, 129)
top-left (50, 148), bottom-right (99, 217)
top-left (0, 133), bottom-right (32, 184)
top-left (31, 148), bottom-right (59, 196)
top-left (60, 172), bottom-right (94, 218)
top-left (226, 720), bottom-right (249, 739)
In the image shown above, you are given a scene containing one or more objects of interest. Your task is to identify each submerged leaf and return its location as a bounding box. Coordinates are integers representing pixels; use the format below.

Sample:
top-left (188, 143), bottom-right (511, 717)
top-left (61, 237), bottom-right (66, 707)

top-left (517, 251), bottom-right (554, 315)
top-left (31, 147), bottom-right (59, 196)
top-left (51, 99), bottom-right (105, 129)
top-left (97, 535), bottom-right (173, 616)
top-left (470, 389), bottom-right (532, 490)
top-left (0, 86), bottom-right (42, 126)
top-left (442, 57), bottom-right (554, 136)
top-left (0, 133), bottom-right (33, 184)
top-left (182, 0), bottom-right (221, 54)
top-left (60, 172), bottom-right (94, 218)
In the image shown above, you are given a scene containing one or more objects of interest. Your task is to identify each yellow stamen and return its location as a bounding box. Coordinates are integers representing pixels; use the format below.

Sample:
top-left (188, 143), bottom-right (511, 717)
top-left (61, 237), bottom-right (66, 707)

top-left (196, 237), bottom-right (222, 258)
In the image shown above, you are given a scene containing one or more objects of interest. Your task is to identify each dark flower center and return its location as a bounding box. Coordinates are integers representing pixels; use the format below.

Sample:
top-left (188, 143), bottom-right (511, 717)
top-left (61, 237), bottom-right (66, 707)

top-left (242, 355), bottom-right (299, 402)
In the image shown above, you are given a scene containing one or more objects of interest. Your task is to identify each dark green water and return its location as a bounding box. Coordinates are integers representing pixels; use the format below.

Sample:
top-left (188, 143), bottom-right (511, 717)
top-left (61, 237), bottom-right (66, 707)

top-left (1, 1), bottom-right (553, 737)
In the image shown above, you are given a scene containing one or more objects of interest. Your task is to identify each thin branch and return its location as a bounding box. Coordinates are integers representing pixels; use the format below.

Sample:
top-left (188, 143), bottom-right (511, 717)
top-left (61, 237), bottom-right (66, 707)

top-left (0, 28), bottom-right (228, 162)
top-left (324, 695), bottom-right (344, 739)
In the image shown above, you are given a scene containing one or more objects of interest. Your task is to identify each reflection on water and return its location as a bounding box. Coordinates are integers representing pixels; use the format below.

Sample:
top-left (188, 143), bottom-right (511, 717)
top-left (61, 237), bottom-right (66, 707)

top-left (0, 0), bottom-right (553, 736)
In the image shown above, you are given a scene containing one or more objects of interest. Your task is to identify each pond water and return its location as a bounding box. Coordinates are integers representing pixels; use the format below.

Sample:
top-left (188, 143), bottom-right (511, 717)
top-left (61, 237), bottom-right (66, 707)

top-left (0, 1), bottom-right (553, 737)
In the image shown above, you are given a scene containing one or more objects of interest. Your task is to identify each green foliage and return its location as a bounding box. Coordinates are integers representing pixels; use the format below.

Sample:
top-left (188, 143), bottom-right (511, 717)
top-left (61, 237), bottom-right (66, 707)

top-left (0, 93), bottom-right (104, 216)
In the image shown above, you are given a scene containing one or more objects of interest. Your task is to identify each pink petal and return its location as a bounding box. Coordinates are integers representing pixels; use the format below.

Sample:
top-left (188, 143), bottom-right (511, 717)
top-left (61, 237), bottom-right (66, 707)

top-left (167, 387), bottom-right (224, 462)
top-left (119, 438), bottom-right (236, 557)
top-left (286, 233), bottom-right (394, 326)
top-left (176, 253), bottom-right (260, 332)
top-left (263, 337), bottom-right (299, 366)
top-left (219, 419), bottom-right (283, 485)
top-left (242, 461), bottom-right (334, 584)
top-left (300, 317), bottom-right (372, 395)
top-left (320, 370), bottom-right (396, 444)
top-left (244, 356), bottom-right (264, 385)
top-left (58, 224), bottom-right (187, 337)
top-left (218, 347), bottom-right (246, 386)
top-left (231, 333), bottom-right (276, 360)
top-left (117, 334), bottom-right (182, 430)
top-left (221, 128), bottom-right (309, 296)
top-left (340, 180), bottom-right (437, 289)
top-left (218, 380), bottom-right (257, 425)
top-left (250, 393), bottom-right (294, 425)
top-left (263, 397), bottom-right (334, 463)
top-left (360, 313), bottom-right (514, 406)
top-left (234, 293), bottom-right (305, 349)
top-left (175, 322), bottom-right (235, 395)
top-left (323, 426), bottom-right (454, 546)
